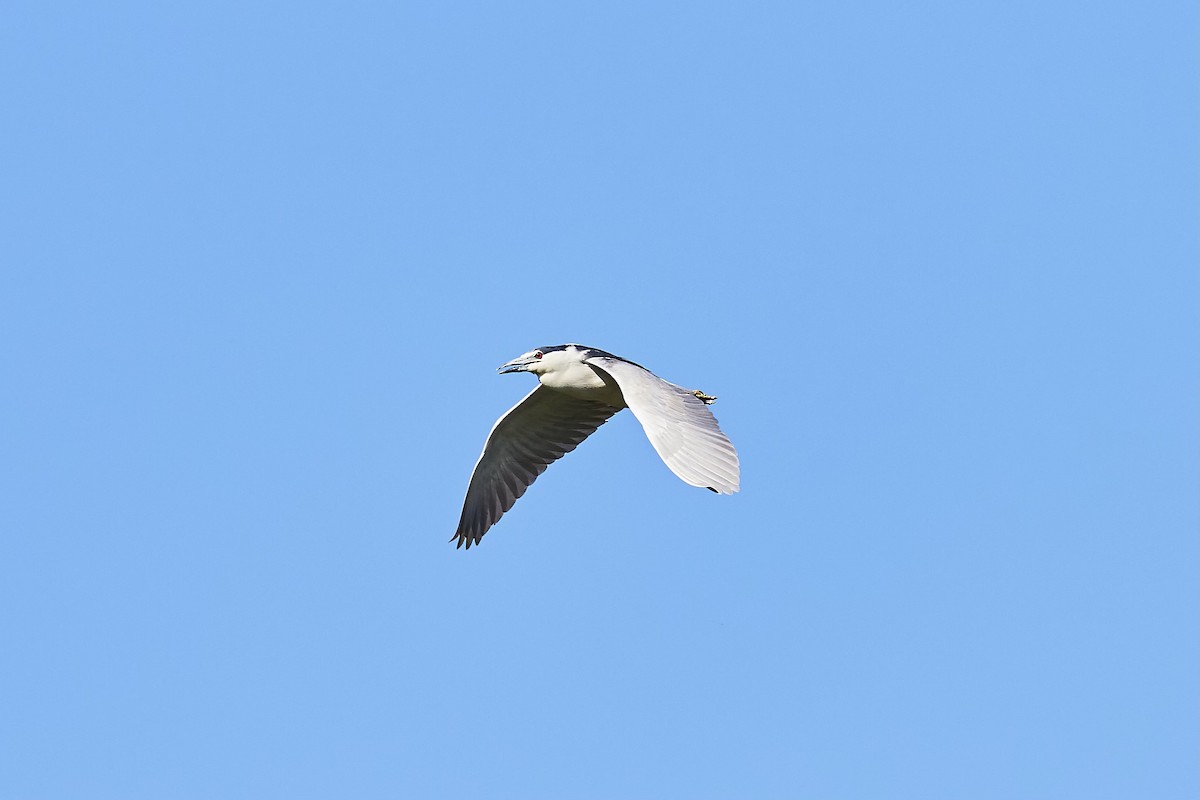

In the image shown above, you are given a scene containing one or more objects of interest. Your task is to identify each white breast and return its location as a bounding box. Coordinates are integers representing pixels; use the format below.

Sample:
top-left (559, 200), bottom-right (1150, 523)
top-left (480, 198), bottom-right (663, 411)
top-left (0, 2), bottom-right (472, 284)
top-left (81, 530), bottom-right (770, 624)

top-left (539, 362), bottom-right (627, 406)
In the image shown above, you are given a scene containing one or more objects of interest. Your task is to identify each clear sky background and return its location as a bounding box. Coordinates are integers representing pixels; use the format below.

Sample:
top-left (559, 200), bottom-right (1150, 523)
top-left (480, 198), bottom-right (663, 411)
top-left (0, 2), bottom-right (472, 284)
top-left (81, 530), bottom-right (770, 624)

top-left (1, 3), bottom-right (1195, 799)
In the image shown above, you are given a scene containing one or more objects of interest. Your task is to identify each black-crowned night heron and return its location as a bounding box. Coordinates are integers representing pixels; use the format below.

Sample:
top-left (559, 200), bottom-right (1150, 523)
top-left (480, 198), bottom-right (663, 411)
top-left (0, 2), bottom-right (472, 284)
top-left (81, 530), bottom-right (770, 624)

top-left (453, 344), bottom-right (740, 548)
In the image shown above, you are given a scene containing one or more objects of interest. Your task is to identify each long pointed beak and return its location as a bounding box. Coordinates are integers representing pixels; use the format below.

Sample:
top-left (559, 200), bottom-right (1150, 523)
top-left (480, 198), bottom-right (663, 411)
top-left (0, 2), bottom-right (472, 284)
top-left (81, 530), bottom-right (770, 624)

top-left (497, 358), bottom-right (532, 374)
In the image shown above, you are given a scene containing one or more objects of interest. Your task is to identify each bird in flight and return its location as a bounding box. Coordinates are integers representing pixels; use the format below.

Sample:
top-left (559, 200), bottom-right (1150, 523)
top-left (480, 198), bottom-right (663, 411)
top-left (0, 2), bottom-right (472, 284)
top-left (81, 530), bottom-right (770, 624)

top-left (453, 344), bottom-right (740, 548)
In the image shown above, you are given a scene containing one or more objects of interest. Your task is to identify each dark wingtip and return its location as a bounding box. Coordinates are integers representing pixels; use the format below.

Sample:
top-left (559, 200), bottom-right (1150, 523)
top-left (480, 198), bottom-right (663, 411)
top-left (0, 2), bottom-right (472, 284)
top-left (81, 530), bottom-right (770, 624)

top-left (451, 530), bottom-right (481, 550)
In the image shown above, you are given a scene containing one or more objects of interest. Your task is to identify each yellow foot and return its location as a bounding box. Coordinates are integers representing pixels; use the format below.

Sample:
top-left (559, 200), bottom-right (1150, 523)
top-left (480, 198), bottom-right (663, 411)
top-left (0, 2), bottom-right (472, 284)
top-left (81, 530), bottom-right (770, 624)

top-left (692, 389), bottom-right (717, 404)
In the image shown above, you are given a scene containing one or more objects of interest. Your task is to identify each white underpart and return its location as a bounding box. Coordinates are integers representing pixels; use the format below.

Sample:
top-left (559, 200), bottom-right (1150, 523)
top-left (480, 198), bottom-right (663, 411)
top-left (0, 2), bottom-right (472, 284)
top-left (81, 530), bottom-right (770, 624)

top-left (535, 348), bottom-right (627, 406)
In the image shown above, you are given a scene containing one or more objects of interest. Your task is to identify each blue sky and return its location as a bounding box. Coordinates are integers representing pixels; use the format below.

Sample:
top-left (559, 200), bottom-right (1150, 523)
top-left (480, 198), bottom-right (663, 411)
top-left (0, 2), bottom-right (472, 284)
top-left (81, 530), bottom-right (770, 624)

top-left (1, 2), bottom-right (1195, 798)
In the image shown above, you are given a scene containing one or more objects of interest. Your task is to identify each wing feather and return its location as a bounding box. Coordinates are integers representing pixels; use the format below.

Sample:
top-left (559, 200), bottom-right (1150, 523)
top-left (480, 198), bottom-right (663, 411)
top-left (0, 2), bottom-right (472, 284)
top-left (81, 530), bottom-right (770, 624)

top-left (453, 386), bottom-right (621, 548)
top-left (584, 355), bottom-right (740, 494)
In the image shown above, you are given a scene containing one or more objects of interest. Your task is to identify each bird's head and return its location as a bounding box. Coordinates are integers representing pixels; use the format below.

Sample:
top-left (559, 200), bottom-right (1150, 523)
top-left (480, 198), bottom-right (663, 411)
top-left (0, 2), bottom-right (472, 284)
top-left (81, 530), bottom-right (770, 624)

top-left (497, 345), bottom-right (581, 376)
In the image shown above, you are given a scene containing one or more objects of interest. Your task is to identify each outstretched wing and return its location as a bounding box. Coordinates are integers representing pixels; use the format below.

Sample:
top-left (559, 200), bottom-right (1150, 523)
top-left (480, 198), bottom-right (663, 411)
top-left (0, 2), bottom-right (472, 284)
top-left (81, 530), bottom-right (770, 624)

top-left (454, 386), bottom-right (621, 548)
top-left (584, 355), bottom-right (740, 494)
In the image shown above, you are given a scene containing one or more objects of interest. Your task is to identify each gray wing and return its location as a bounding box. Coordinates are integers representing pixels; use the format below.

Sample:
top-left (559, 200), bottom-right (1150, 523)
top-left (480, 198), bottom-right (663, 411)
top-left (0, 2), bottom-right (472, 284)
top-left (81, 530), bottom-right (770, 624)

top-left (454, 385), bottom-right (621, 548)
top-left (584, 355), bottom-right (740, 494)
